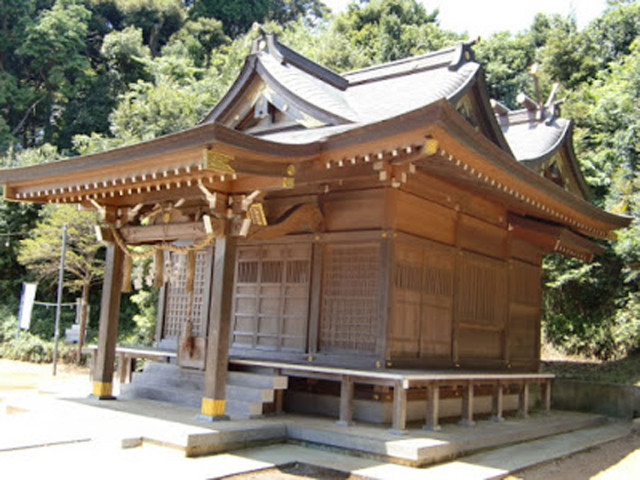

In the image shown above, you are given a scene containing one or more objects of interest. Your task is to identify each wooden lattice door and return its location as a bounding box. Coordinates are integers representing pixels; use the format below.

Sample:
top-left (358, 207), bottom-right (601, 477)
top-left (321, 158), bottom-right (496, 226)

top-left (158, 246), bottom-right (214, 369)
top-left (318, 242), bottom-right (380, 354)
top-left (231, 243), bottom-right (312, 352)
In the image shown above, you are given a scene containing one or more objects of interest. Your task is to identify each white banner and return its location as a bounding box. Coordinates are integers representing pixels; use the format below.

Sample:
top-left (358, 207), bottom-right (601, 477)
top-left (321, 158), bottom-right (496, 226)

top-left (18, 282), bottom-right (37, 330)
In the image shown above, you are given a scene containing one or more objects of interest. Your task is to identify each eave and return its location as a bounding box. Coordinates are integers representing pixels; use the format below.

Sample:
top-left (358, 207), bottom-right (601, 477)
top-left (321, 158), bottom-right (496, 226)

top-left (0, 122), bottom-right (319, 205)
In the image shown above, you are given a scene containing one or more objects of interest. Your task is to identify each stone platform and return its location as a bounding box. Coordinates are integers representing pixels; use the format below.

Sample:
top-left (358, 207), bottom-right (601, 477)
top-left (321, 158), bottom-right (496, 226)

top-left (1, 383), bottom-right (633, 480)
top-left (71, 396), bottom-right (624, 466)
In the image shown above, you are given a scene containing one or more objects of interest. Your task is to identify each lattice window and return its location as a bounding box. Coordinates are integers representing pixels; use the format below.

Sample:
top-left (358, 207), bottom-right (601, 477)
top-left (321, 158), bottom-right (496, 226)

top-left (232, 243), bottom-right (311, 352)
top-left (162, 249), bottom-right (210, 338)
top-left (319, 243), bottom-right (380, 353)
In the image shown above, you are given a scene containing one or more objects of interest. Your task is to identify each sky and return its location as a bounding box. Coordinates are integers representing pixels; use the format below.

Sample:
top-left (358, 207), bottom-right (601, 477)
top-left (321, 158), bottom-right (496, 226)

top-left (322, 0), bottom-right (608, 38)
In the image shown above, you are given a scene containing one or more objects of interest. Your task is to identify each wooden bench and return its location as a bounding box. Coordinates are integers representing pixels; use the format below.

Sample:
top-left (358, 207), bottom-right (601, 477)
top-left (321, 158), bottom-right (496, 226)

top-left (83, 345), bottom-right (177, 384)
top-left (230, 358), bottom-right (554, 433)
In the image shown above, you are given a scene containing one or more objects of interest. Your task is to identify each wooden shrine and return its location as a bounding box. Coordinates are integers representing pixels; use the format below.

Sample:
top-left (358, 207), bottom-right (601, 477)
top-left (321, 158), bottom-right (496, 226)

top-left (0, 33), bottom-right (630, 423)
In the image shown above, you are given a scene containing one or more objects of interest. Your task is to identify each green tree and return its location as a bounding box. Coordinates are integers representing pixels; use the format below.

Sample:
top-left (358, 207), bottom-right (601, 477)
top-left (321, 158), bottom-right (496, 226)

top-left (191, 0), bottom-right (270, 37)
top-left (474, 32), bottom-right (535, 108)
top-left (542, 33), bottom-right (640, 359)
top-left (333, 0), bottom-right (460, 64)
top-left (163, 17), bottom-right (228, 67)
top-left (113, 0), bottom-right (186, 56)
top-left (17, 204), bottom-right (104, 358)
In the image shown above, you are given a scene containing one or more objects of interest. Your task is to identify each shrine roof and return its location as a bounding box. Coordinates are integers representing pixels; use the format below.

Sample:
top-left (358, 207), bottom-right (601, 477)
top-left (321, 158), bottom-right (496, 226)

top-left (498, 112), bottom-right (570, 162)
top-left (0, 33), bottom-right (631, 241)
top-left (203, 32), bottom-right (483, 136)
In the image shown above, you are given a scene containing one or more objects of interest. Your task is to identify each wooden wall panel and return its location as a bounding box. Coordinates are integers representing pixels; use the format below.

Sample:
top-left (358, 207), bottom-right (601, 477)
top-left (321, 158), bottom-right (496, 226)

top-left (421, 247), bottom-right (454, 358)
top-left (510, 238), bottom-right (544, 265)
top-left (457, 214), bottom-right (507, 259)
top-left (455, 252), bottom-right (508, 362)
top-left (457, 327), bottom-right (502, 358)
top-left (508, 260), bottom-right (542, 364)
top-left (322, 189), bottom-right (387, 232)
top-left (390, 245), bottom-right (422, 357)
top-left (393, 190), bottom-right (457, 245)
top-left (390, 239), bottom-right (454, 361)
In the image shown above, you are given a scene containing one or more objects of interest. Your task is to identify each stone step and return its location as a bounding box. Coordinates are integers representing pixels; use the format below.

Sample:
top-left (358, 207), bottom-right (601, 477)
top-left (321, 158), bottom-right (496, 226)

top-left (131, 369), bottom-right (204, 392)
top-left (227, 371), bottom-right (288, 390)
top-left (419, 421), bottom-right (632, 479)
top-left (225, 399), bottom-right (265, 418)
top-left (142, 362), bottom-right (205, 383)
top-left (120, 383), bottom-right (201, 408)
top-left (226, 384), bottom-right (274, 403)
top-left (123, 362), bottom-right (288, 419)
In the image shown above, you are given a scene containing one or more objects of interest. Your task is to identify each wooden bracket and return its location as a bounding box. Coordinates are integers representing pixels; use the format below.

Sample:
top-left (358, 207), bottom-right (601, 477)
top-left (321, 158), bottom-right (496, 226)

top-left (248, 203), bottom-right (324, 240)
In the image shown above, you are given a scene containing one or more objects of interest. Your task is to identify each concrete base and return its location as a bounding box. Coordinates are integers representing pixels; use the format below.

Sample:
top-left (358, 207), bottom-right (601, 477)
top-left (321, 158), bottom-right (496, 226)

top-left (82, 397), bottom-right (615, 466)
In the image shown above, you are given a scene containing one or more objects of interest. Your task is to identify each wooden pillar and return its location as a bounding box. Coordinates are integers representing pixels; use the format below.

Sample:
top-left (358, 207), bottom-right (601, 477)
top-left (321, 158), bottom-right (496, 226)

top-left (491, 380), bottom-right (505, 422)
top-left (518, 381), bottom-right (530, 418)
top-left (307, 240), bottom-right (323, 356)
top-left (92, 242), bottom-right (124, 399)
top-left (541, 379), bottom-right (552, 414)
top-left (390, 380), bottom-right (408, 434)
top-left (336, 375), bottom-right (354, 426)
top-left (200, 236), bottom-right (236, 420)
top-left (423, 382), bottom-right (441, 431)
top-left (459, 380), bottom-right (476, 427)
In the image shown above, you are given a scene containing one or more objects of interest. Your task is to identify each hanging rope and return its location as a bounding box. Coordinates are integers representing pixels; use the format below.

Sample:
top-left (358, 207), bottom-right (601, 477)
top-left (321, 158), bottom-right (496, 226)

top-left (121, 255), bottom-right (133, 293)
top-left (185, 250), bottom-right (196, 293)
top-left (153, 249), bottom-right (164, 288)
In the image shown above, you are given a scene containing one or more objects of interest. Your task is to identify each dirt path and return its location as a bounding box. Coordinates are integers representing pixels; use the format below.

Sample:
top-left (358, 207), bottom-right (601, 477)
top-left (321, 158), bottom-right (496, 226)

top-left (507, 430), bottom-right (640, 479)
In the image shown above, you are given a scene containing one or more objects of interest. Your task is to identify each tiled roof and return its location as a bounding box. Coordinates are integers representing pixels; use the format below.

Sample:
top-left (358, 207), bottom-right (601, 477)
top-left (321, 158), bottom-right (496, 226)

top-left (498, 111), bottom-right (570, 162)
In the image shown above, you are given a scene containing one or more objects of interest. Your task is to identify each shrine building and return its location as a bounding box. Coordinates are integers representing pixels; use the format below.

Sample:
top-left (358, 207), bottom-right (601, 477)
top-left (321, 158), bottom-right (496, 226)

top-left (0, 32), bottom-right (630, 429)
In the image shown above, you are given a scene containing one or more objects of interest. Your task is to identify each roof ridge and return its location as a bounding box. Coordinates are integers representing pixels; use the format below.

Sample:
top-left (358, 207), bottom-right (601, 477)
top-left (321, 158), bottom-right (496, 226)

top-left (342, 40), bottom-right (477, 86)
top-left (252, 31), bottom-right (348, 91)
top-left (342, 46), bottom-right (457, 77)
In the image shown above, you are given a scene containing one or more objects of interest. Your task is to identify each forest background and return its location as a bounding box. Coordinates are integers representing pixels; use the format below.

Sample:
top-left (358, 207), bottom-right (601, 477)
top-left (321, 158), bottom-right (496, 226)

top-left (0, 0), bottom-right (638, 362)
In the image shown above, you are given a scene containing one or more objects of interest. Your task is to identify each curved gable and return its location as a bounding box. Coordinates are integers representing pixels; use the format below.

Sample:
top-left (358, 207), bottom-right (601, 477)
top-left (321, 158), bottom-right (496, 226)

top-left (497, 107), bottom-right (592, 201)
top-left (200, 32), bottom-right (354, 132)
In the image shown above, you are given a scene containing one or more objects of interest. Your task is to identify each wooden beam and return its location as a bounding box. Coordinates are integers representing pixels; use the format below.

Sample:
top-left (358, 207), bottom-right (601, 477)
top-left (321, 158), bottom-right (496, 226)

top-left (119, 220), bottom-right (224, 244)
top-left (92, 242), bottom-right (124, 399)
top-left (200, 236), bottom-right (237, 420)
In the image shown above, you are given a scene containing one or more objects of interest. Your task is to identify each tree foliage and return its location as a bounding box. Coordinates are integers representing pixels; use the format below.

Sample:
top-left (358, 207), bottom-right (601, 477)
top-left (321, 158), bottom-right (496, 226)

top-left (0, 0), bottom-right (639, 357)
top-left (17, 204), bottom-right (104, 354)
